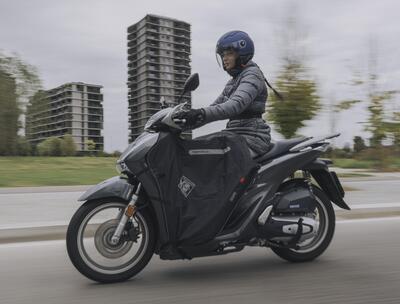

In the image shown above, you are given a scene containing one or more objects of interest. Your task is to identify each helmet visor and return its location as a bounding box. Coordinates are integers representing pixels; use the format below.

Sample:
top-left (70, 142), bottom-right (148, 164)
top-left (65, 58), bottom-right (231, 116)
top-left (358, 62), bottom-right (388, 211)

top-left (216, 52), bottom-right (223, 68)
top-left (216, 40), bottom-right (246, 55)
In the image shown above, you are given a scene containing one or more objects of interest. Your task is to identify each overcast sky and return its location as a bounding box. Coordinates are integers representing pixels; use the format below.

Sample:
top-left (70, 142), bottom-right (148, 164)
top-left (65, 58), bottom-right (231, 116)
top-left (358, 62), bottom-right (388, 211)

top-left (1, 0), bottom-right (399, 151)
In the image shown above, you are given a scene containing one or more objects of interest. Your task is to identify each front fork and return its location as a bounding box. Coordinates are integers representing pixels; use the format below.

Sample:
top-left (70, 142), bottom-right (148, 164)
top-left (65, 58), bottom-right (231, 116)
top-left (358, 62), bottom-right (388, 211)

top-left (110, 183), bottom-right (141, 245)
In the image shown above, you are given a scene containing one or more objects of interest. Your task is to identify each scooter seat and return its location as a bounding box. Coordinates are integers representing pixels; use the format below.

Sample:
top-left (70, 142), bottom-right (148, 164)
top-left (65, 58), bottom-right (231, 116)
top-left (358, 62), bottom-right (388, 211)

top-left (255, 136), bottom-right (310, 164)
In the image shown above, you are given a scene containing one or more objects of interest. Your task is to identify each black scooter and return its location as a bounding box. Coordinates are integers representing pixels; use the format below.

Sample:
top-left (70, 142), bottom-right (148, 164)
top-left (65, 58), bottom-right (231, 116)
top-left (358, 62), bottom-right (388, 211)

top-left (66, 73), bottom-right (350, 283)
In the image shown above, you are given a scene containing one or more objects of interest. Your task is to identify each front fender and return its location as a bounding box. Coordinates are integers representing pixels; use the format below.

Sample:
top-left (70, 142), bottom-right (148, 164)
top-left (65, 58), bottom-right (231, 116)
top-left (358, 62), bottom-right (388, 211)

top-left (78, 176), bottom-right (135, 202)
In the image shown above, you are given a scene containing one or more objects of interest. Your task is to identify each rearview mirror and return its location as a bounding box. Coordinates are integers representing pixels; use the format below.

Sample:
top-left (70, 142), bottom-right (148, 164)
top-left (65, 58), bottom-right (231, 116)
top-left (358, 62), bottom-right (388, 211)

top-left (183, 73), bottom-right (199, 93)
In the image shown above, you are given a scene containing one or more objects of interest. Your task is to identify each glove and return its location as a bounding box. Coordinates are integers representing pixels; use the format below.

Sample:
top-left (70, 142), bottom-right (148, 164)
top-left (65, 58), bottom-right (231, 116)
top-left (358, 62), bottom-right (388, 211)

top-left (175, 108), bottom-right (205, 127)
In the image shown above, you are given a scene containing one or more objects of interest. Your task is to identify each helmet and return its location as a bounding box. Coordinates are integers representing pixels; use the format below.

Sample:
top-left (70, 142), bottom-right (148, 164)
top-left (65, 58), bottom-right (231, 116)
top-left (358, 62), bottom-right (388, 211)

top-left (216, 30), bottom-right (255, 66)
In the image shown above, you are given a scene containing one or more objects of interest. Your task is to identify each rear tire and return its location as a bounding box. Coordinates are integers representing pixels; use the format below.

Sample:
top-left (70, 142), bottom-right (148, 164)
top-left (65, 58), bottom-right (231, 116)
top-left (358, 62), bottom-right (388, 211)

top-left (66, 199), bottom-right (156, 283)
top-left (271, 186), bottom-right (335, 263)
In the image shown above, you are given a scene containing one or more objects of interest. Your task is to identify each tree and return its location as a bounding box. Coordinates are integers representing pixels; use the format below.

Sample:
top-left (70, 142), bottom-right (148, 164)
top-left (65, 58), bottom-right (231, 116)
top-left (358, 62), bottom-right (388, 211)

top-left (0, 51), bottom-right (42, 101)
top-left (335, 39), bottom-right (399, 148)
top-left (266, 6), bottom-right (321, 139)
top-left (353, 136), bottom-right (367, 154)
top-left (25, 90), bottom-right (50, 143)
top-left (0, 71), bottom-right (19, 155)
top-left (85, 139), bottom-right (97, 155)
top-left (16, 136), bottom-right (32, 156)
top-left (392, 112), bottom-right (400, 152)
top-left (36, 140), bottom-right (51, 156)
top-left (0, 51), bottom-right (42, 155)
top-left (267, 61), bottom-right (321, 138)
top-left (60, 134), bottom-right (77, 156)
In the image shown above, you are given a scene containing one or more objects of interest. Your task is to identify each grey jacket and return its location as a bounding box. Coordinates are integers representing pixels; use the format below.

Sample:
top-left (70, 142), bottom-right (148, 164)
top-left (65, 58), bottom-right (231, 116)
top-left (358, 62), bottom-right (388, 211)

top-left (203, 61), bottom-right (267, 122)
top-left (202, 61), bottom-right (272, 157)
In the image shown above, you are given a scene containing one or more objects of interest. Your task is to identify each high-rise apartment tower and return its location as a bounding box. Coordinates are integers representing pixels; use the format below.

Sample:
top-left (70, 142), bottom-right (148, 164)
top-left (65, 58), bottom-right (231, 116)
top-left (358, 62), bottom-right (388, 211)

top-left (127, 14), bottom-right (192, 141)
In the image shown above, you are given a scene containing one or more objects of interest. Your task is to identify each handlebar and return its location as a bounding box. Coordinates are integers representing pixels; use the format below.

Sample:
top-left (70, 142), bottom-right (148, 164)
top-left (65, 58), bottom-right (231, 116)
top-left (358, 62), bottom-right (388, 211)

top-left (173, 118), bottom-right (187, 125)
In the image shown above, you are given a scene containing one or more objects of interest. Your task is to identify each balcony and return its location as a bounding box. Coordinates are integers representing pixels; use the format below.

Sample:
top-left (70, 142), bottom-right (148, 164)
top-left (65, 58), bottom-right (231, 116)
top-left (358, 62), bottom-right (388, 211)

top-left (173, 21), bottom-right (190, 31)
top-left (146, 16), bottom-right (160, 25)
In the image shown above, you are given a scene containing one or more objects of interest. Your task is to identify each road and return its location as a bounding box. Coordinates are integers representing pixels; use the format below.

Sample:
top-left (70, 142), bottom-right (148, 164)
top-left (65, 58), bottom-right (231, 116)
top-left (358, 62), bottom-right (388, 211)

top-left (0, 217), bottom-right (399, 304)
top-left (0, 179), bottom-right (400, 228)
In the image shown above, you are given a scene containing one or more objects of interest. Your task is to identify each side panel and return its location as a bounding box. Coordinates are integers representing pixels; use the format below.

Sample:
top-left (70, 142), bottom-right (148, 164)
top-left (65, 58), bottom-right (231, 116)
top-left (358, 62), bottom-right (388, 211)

top-left (216, 183), bottom-right (276, 242)
top-left (78, 176), bottom-right (134, 202)
top-left (257, 149), bottom-right (321, 188)
top-left (216, 149), bottom-right (324, 242)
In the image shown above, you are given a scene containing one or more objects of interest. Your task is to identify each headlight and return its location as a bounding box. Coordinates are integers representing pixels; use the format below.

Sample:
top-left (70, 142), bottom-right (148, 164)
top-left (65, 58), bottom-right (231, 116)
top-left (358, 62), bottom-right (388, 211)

top-left (116, 161), bottom-right (130, 174)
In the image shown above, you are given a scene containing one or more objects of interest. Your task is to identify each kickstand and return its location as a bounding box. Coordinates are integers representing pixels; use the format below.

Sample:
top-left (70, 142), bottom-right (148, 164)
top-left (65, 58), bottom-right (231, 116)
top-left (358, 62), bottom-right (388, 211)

top-left (287, 218), bottom-right (303, 250)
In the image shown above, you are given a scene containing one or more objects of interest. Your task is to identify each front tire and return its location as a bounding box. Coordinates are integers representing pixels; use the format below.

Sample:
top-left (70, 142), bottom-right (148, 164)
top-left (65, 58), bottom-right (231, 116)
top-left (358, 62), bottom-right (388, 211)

top-left (66, 199), bottom-right (156, 283)
top-left (271, 186), bottom-right (335, 263)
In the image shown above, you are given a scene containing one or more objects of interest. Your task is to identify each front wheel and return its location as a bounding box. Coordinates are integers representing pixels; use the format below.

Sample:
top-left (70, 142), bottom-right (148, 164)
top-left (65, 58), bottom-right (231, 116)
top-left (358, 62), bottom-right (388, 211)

top-left (271, 186), bottom-right (335, 262)
top-left (66, 199), bottom-right (156, 283)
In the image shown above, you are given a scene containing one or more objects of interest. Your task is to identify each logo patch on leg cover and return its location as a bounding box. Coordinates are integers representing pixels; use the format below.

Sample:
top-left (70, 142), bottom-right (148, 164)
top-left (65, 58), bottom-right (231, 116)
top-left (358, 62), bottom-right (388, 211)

top-left (178, 176), bottom-right (195, 198)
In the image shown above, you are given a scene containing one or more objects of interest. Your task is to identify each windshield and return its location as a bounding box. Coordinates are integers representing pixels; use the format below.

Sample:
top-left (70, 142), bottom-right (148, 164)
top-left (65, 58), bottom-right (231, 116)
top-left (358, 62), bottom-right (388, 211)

top-left (144, 102), bottom-right (188, 131)
top-left (144, 107), bottom-right (172, 131)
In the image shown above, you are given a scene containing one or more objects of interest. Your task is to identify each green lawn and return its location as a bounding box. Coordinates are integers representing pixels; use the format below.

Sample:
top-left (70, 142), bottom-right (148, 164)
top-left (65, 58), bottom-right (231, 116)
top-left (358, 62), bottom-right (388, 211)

top-left (0, 157), bottom-right (118, 187)
top-left (332, 158), bottom-right (400, 171)
top-left (1, 156), bottom-right (399, 188)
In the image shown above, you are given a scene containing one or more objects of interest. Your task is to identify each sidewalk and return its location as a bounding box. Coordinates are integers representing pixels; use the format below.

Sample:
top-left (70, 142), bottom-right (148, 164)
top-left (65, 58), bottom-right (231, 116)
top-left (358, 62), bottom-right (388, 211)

top-left (0, 170), bottom-right (399, 244)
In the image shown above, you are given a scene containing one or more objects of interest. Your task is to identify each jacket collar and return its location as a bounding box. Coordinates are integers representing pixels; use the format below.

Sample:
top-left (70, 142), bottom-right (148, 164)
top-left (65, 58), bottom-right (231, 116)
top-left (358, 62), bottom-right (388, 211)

top-left (226, 60), bottom-right (256, 78)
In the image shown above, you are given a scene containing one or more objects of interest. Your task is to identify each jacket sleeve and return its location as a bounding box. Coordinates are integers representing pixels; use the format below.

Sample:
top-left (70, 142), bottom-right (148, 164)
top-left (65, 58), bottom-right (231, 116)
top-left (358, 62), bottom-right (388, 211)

top-left (203, 71), bottom-right (263, 123)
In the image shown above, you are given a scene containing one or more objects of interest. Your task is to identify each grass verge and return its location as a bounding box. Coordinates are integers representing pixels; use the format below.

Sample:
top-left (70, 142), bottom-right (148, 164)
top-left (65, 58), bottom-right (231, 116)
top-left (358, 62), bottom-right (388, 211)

top-left (0, 157), bottom-right (118, 187)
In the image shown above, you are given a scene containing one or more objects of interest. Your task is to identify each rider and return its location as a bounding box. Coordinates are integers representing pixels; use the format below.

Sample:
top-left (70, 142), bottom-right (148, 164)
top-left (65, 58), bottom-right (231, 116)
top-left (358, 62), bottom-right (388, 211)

top-left (178, 30), bottom-right (280, 157)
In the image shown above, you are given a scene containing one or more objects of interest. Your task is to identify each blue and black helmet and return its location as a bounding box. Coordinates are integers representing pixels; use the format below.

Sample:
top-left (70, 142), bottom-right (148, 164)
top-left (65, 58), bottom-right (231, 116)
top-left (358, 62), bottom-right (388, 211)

top-left (216, 30), bottom-right (255, 66)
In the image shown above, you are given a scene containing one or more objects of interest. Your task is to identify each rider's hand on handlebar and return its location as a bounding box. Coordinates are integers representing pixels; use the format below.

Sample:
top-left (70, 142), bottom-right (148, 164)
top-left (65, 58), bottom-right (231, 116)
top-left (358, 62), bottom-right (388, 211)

top-left (173, 118), bottom-right (187, 125)
top-left (173, 108), bottom-right (205, 128)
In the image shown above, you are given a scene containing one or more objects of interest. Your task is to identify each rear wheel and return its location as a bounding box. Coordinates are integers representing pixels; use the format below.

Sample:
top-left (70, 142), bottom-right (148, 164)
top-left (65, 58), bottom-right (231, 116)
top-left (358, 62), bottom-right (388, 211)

top-left (66, 199), bottom-right (156, 283)
top-left (271, 186), bottom-right (335, 262)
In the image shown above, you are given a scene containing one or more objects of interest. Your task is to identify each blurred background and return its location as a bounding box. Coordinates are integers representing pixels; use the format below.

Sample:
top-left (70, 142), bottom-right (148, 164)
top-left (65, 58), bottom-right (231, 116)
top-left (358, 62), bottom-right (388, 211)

top-left (0, 2), bottom-right (400, 303)
top-left (1, 0), bottom-right (399, 186)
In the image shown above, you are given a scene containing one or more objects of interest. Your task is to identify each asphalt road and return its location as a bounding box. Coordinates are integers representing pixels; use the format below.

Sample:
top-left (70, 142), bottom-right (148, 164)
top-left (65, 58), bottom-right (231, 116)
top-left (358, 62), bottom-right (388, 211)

top-left (0, 179), bottom-right (400, 228)
top-left (0, 217), bottom-right (399, 304)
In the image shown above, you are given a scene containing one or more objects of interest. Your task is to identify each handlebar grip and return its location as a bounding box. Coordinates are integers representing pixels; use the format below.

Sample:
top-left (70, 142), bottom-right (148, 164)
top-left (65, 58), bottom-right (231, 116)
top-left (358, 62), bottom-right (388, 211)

top-left (173, 118), bottom-right (186, 124)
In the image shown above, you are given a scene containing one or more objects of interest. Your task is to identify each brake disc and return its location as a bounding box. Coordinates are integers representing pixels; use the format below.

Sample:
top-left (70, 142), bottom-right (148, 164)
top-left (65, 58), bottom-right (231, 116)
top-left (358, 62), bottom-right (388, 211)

top-left (94, 219), bottom-right (133, 259)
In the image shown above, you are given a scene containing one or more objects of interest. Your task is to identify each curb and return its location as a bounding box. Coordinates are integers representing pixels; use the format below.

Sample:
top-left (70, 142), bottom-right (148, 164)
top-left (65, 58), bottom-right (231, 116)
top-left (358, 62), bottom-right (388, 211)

top-left (335, 208), bottom-right (400, 220)
top-left (0, 225), bottom-right (67, 244)
top-left (0, 185), bottom-right (91, 194)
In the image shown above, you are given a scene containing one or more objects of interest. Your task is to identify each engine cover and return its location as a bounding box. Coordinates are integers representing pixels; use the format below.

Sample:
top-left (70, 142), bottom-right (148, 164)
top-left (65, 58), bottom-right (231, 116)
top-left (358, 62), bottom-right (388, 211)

top-left (274, 187), bottom-right (316, 214)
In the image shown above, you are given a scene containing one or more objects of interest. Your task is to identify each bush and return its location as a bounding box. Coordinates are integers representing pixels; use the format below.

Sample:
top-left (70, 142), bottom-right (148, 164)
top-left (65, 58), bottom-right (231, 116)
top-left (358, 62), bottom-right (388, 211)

top-left (357, 146), bottom-right (393, 170)
top-left (84, 139), bottom-right (96, 155)
top-left (16, 136), bottom-right (32, 156)
top-left (97, 151), bottom-right (117, 157)
top-left (112, 150), bottom-right (122, 157)
top-left (60, 134), bottom-right (76, 156)
top-left (37, 137), bottom-right (62, 156)
top-left (330, 148), bottom-right (352, 159)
